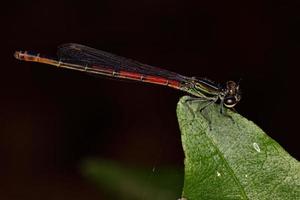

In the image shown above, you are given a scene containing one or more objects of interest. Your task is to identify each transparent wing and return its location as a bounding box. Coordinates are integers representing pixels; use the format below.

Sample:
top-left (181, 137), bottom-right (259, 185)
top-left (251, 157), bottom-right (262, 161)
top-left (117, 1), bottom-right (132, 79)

top-left (57, 43), bottom-right (188, 81)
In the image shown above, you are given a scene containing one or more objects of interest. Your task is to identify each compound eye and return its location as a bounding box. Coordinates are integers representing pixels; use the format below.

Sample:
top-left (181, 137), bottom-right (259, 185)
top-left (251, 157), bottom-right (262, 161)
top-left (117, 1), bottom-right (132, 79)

top-left (224, 96), bottom-right (237, 108)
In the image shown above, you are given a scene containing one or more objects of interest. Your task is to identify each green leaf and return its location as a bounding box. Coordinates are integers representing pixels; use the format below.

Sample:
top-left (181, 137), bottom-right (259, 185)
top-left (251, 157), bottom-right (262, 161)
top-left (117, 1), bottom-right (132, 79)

top-left (176, 96), bottom-right (300, 200)
top-left (81, 159), bottom-right (183, 200)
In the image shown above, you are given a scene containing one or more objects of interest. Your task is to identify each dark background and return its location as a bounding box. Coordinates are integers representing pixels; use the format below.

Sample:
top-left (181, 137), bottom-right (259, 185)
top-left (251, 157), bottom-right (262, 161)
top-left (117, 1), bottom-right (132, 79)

top-left (2, 0), bottom-right (300, 199)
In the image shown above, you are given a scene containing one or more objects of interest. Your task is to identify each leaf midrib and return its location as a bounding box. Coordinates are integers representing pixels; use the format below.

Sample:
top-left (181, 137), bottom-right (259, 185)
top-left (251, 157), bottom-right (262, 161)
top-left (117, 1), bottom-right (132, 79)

top-left (204, 124), bottom-right (249, 200)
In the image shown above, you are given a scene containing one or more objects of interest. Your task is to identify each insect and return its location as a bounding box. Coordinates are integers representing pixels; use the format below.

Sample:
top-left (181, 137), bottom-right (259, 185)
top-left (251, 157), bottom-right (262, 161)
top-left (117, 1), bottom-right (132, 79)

top-left (14, 43), bottom-right (241, 112)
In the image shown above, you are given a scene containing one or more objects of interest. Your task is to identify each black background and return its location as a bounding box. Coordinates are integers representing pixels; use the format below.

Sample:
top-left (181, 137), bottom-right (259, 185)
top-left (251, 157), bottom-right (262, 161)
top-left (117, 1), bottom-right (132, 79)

top-left (2, 0), bottom-right (300, 199)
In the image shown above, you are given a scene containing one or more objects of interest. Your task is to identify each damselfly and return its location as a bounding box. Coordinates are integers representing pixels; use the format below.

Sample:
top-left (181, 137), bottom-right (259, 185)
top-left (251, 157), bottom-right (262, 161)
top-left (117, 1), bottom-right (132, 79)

top-left (14, 43), bottom-right (241, 111)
